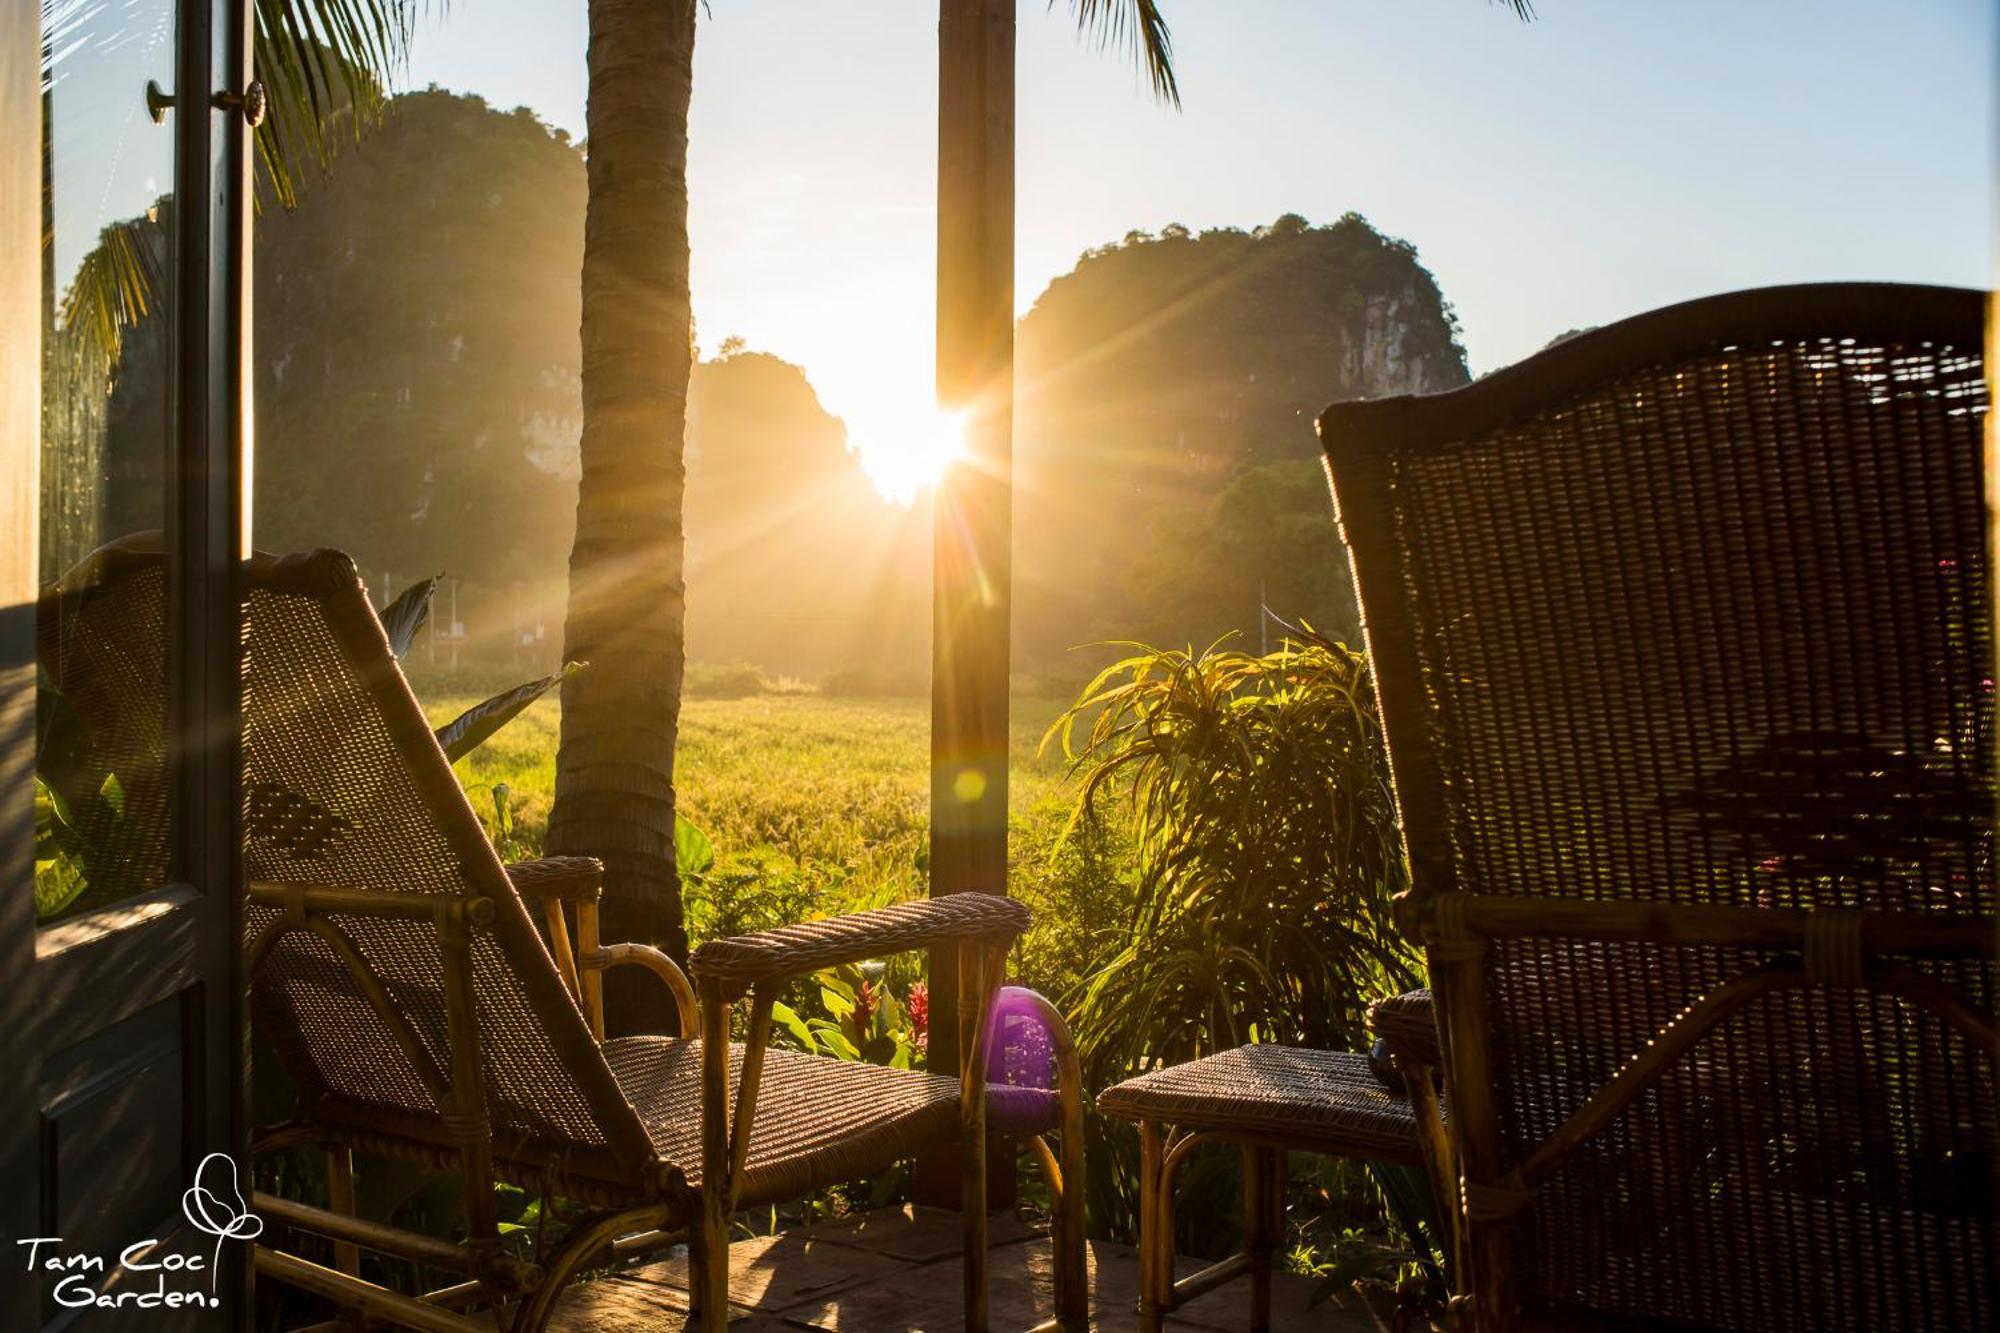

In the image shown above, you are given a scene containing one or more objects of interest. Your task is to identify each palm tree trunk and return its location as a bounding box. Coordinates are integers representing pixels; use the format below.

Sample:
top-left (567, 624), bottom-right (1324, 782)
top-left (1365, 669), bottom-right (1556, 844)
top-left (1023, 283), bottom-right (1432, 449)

top-left (551, 0), bottom-right (698, 1030)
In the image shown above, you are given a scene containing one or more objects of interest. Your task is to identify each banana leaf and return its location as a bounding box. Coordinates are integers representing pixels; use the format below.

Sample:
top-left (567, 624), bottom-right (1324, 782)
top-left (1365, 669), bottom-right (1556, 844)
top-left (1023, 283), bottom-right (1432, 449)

top-left (674, 812), bottom-right (715, 882)
top-left (377, 573), bottom-right (440, 660)
top-left (433, 661), bottom-right (584, 764)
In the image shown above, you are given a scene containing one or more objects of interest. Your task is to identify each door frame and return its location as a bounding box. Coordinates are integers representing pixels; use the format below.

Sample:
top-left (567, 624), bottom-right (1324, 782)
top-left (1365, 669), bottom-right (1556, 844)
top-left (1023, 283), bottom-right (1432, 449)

top-left (0, 0), bottom-right (251, 1324)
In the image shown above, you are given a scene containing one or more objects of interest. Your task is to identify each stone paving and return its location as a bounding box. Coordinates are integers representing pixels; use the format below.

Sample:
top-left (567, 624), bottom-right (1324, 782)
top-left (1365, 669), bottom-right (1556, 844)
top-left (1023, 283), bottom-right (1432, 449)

top-left (548, 1205), bottom-right (1399, 1332)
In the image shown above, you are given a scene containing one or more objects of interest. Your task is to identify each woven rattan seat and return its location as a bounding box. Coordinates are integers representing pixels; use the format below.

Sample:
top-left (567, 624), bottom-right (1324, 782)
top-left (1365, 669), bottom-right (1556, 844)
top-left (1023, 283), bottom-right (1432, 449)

top-left (1098, 1045), bottom-right (1421, 1163)
top-left (606, 1037), bottom-right (1060, 1200)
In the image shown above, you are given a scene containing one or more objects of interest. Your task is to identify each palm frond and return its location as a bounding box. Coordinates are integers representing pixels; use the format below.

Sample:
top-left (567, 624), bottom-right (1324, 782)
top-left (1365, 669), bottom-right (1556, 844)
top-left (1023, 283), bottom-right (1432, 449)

top-left (252, 1), bottom-right (437, 208)
top-left (1061, 0), bottom-right (1179, 108)
top-left (49, 205), bottom-right (169, 386)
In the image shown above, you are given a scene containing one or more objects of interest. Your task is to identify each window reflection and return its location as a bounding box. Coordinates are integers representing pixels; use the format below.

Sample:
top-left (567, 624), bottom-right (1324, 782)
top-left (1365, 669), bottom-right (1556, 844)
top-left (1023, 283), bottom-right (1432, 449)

top-left (36, 0), bottom-right (176, 924)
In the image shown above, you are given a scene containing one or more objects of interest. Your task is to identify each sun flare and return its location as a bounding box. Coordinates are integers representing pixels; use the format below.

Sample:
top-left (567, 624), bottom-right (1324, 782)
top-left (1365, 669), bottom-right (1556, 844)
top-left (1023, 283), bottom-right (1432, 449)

top-left (848, 401), bottom-right (967, 505)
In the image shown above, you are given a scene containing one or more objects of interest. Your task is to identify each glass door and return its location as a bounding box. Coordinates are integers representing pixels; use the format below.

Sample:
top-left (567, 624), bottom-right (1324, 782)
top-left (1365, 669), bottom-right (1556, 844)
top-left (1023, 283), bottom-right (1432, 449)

top-left (2, 0), bottom-right (251, 1325)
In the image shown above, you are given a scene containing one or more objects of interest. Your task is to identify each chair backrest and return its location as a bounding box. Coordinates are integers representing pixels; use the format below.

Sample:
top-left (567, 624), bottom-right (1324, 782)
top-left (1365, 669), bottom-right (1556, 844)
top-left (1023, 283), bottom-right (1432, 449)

top-left (42, 539), bottom-right (657, 1180)
top-left (1320, 284), bottom-right (1993, 1331)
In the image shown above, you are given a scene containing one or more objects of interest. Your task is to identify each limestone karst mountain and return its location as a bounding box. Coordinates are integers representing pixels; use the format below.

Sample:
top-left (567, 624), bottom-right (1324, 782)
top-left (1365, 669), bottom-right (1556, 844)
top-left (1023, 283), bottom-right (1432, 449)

top-left (221, 91), bottom-right (1472, 681)
top-left (1013, 213), bottom-right (1469, 663)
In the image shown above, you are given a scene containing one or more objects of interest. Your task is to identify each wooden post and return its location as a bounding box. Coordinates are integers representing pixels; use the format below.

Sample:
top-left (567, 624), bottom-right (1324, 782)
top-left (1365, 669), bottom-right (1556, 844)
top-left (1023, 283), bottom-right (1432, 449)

top-left (921, 0), bottom-right (1015, 1210)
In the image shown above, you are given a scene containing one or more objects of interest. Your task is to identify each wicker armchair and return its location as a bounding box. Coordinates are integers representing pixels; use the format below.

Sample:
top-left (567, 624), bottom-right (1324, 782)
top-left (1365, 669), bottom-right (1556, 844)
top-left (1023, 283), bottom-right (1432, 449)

top-left (1319, 283), bottom-right (1996, 1332)
top-left (42, 539), bottom-right (1087, 1333)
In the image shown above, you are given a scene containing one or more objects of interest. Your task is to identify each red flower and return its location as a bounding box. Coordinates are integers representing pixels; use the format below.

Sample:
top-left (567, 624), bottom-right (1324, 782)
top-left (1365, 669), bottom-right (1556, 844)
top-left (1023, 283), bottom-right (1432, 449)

top-left (853, 979), bottom-right (878, 1036)
top-left (907, 982), bottom-right (929, 1049)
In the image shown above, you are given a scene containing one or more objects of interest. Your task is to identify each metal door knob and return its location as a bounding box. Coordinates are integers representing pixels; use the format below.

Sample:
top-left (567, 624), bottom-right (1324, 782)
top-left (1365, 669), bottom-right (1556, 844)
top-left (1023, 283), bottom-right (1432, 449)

top-left (211, 80), bottom-right (268, 129)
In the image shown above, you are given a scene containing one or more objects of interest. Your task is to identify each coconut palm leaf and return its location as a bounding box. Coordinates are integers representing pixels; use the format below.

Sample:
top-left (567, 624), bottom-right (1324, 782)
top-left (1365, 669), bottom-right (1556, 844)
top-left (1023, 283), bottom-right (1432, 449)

top-left (253, 1), bottom-right (438, 208)
top-left (1062, 0), bottom-right (1180, 107)
top-left (48, 205), bottom-right (169, 385)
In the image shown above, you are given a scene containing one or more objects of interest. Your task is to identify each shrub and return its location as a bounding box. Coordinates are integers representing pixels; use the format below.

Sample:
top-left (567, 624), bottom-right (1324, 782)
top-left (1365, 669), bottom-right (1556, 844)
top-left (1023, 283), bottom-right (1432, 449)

top-left (1046, 628), bottom-right (1416, 1077)
top-left (684, 660), bottom-right (775, 699)
top-left (1043, 629), bottom-right (1420, 1258)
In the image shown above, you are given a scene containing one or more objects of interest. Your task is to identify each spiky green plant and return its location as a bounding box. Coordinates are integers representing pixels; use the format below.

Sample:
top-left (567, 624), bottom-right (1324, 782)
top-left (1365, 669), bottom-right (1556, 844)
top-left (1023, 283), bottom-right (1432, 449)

top-left (1045, 627), bottom-right (1416, 1081)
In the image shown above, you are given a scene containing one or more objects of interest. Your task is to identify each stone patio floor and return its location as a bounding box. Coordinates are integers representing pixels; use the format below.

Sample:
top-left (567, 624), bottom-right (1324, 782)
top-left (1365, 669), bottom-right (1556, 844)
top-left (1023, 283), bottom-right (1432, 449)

top-left (546, 1204), bottom-right (1401, 1332)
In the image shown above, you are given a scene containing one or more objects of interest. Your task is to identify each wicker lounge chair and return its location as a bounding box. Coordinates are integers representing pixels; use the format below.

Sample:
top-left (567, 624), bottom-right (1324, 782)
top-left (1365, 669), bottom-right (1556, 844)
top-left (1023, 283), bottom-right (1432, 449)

top-left (41, 538), bottom-right (1088, 1333)
top-left (1319, 283), bottom-right (1996, 1332)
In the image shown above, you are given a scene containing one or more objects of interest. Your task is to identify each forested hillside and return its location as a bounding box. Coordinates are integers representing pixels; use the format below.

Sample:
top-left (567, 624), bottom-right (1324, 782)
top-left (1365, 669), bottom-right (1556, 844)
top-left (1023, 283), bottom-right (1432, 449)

top-left (1013, 214), bottom-right (1468, 661)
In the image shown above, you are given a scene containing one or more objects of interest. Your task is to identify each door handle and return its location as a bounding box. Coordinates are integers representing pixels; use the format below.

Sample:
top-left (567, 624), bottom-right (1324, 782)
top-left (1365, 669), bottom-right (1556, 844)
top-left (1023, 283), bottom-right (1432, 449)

top-left (144, 79), bottom-right (268, 129)
top-left (211, 81), bottom-right (269, 129)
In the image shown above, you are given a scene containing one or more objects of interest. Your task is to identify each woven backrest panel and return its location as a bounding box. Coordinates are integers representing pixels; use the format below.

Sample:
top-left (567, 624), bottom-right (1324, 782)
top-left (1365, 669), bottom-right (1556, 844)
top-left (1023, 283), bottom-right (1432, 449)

top-left (1323, 286), bottom-right (1994, 1331)
top-left (44, 539), bottom-right (654, 1173)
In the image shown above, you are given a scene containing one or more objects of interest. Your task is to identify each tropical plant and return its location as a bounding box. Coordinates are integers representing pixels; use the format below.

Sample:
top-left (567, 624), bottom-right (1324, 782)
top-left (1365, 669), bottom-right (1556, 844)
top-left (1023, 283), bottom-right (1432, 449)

top-left (552, 0), bottom-right (1186, 1034)
top-left (772, 961), bottom-right (925, 1071)
top-left (1043, 625), bottom-right (1420, 1262)
top-left (1045, 624), bottom-right (1417, 1078)
top-left (40, 0), bottom-right (428, 385)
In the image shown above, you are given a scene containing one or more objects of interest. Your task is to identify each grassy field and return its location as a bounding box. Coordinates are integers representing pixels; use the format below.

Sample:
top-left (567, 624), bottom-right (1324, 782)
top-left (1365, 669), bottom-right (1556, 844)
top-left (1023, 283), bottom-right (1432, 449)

top-left (425, 688), bottom-right (1134, 999)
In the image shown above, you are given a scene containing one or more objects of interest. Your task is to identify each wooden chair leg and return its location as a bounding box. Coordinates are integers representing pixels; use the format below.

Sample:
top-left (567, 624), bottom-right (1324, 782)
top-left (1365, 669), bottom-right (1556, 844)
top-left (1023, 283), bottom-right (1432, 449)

top-left (697, 978), bottom-right (733, 1332)
top-left (1244, 1144), bottom-right (1281, 1333)
top-left (958, 940), bottom-right (999, 1333)
top-left (325, 1146), bottom-right (360, 1278)
top-left (1002, 982), bottom-right (1089, 1333)
top-left (692, 1211), bottom-right (731, 1332)
top-left (1137, 1119), bottom-right (1167, 1333)
top-left (1052, 1096), bottom-right (1088, 1330)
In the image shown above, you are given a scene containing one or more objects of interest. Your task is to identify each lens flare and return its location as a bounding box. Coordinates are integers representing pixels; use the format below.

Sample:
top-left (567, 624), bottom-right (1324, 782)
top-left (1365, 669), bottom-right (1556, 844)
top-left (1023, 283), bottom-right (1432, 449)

top-left (848, 401), bottom-right (967, 504)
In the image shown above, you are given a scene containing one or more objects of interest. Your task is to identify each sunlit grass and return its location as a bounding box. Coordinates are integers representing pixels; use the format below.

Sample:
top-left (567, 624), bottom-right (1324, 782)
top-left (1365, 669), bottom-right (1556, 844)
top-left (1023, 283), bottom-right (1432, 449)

top-left (425, 691), bottom-right (1103, 970)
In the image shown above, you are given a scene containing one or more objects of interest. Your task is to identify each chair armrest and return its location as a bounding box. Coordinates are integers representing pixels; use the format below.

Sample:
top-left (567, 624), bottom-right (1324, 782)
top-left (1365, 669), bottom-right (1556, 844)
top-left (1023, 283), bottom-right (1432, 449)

top-left (587, 942), bottom-right (699, 1039)
top-left (1368, 987), bottom-right (1440, 1071)
top-left (505, 856), bottom-right (603, 903)
top-left (690, 893), bottom-right (1031, 1000)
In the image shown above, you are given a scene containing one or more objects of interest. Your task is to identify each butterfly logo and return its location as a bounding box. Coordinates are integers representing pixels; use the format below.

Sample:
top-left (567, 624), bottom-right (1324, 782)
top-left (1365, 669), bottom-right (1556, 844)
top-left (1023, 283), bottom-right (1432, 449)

top-left (181, 1153), bottom-right (264, 1290)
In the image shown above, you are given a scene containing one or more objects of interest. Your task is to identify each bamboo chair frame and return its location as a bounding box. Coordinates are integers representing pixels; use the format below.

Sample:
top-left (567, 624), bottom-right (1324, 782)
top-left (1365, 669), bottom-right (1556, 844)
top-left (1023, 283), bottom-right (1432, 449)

top-left (44, 540), bottom-right (1089, 1333)
top-left (1099, 1037), bottom-right (1431, 1333)
top-left (1320, 283), bottom-right (1996, 1333)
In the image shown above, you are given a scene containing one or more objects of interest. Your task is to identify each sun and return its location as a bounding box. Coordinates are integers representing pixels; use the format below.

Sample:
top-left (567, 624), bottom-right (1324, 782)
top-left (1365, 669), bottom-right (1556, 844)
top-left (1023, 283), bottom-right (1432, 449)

top-left (848, 401), bottom-right (968, 504)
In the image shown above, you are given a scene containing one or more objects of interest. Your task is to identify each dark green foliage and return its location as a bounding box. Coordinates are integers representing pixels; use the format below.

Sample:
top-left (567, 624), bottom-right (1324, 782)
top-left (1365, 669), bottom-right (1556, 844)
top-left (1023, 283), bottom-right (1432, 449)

top-left (1122, 460), bottom-right (1360, 656)
top-left (1043, 630), bottom-right (1419, 1259)
top-left (255, 91), bottom-right (587, 590)
top-left (1048, 630), bottom-right (1416, 1078)
top-left (1014, 213), bottom-right (1470, 663)
top-left (32, 686), bottom-right (134, 920)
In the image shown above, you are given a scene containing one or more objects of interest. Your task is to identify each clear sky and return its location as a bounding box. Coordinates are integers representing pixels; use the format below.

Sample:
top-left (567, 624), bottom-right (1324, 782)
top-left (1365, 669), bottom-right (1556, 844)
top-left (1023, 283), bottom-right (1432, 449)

top-left (405, 0), bottom-right (1994, 498)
